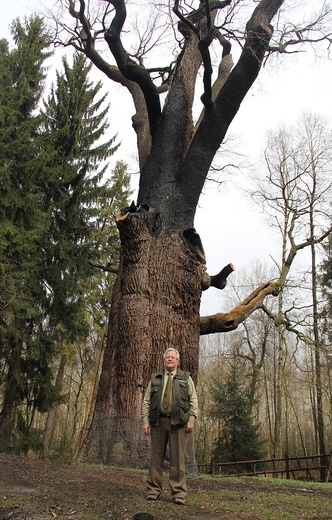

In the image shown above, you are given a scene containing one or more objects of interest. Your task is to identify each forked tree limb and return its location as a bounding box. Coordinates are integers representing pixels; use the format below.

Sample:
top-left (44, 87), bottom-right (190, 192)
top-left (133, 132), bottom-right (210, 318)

top-left (200, 281), bottom-right (280, 334)
top-left (261, 304), bottom-right (313, 345)
top-left (202, 263), bottom-right (234, 290)
top-left (201, 224), bottom-right (331, 335)
top-left (173, 0), bottom-right (232, 108)
top-left (104, 0), bottom-right (161, 130)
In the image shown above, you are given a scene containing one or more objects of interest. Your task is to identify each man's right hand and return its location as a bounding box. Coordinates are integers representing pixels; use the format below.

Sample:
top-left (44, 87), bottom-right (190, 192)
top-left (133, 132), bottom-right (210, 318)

top-left (142, 424), bottom-right (151, 436)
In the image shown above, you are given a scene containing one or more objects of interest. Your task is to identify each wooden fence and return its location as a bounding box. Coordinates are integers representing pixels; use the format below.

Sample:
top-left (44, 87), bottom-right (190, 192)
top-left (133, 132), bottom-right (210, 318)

top-left (197, 453), bottom-right (332, 482)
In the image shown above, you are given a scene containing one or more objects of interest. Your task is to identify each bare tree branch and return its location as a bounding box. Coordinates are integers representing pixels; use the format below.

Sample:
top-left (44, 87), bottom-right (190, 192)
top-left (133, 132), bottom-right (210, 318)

top-left (88, 258), bottom-right (118, 273)
top-left (200, 224), bottom-right (331, 334)
top-left (261, 304), bottom-right (315, 346)
top-left (267, 4), bottom-right (332, 54)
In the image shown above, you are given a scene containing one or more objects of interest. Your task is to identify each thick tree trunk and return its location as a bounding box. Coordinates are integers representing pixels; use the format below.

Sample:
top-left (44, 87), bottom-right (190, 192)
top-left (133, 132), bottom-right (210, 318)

top-left (84, 206), bottom-right (206, 467)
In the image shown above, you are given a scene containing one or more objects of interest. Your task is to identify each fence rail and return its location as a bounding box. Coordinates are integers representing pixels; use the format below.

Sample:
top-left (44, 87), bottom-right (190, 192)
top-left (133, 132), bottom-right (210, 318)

top-left (197, 453), bottom-right (331, 482)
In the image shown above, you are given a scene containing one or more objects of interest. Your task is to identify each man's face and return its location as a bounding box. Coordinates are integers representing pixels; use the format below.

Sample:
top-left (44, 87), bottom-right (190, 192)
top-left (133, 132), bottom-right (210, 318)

top-left (164, 350), bottom-right (180, 372)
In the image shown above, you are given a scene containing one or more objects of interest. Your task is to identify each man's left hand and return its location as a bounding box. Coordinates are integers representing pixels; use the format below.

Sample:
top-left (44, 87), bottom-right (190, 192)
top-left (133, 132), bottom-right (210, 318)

top-left (185, 422), bottom-right (194, 434)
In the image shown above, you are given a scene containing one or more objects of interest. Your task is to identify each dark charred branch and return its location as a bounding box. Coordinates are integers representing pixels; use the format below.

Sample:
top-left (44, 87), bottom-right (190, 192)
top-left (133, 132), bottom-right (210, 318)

top-left (193, 40), bottom-right (233, 132)
top-left (210, 1), bottom-right (233, 13)
top-left (174, 1), bottom-right (231, 109)
top-left (179, 1), bottom-right (283, 225)
top-left (205, 0), bottom-right (212, 29)
top-left (208, 262), bottom-right (234, 290)
top-left (68, 0), bottom-right (126, 85)
top-left (201, 262), bottom-right (234, 290)
top-left (104, 0), bottom-right (161, 131)
top-left (199, 1), bottom-right (214, 107)
top-left (174, 0), bottom-right (232, 30)
top-left (198, 38), bottom-right (214, 108)
top-left (200, 281), bottom-right (280, 334)
top-left (67, 1), bottom-right (152, 169)
top-left (173, 0), bottom-right (200, 37)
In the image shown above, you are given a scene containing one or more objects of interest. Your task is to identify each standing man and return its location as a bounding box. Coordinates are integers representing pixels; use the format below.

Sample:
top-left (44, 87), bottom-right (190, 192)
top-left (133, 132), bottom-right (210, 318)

top-left (142, 347), bottom-right (198, 505)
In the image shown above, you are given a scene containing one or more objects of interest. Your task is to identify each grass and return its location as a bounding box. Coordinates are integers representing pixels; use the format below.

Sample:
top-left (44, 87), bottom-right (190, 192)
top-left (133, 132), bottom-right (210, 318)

top-left (1, 454), bottom-right (331, 519)
top-left (189, 476), bottom-right (332, 520)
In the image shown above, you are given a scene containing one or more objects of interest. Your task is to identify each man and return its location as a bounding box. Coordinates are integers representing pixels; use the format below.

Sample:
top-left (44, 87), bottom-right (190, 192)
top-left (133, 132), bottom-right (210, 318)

top-left (142, 347), bottom-right (198, 505)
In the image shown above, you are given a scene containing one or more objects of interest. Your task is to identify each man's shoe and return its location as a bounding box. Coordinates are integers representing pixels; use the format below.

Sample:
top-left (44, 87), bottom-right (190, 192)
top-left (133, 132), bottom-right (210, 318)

top-left (147, 495), bottom-right (160, 501)
top-left (174, 497), bottom-right (186, 505)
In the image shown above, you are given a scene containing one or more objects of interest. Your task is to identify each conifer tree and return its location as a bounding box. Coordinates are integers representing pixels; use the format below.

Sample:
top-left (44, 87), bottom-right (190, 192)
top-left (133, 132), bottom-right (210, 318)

top-left (0, 31), bottom-right (130, 453)
top-left (41, 52), bottom-right (121, 344)
top-left (39, 55), bottom-right (131, 455)
top-left (0, 17), bottom-right (54, 452)
top-left (211, 354), bottom-right (266, 470)
top-left (320, 235), bottom-right (332, 374)
top-left (321, 235), bottom-right (332, 312)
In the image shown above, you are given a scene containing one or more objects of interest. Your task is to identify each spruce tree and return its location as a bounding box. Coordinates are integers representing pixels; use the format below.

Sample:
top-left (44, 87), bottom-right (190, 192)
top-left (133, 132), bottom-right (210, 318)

top-left (39, 55), bottom-right (131, 455)
top-left (320, 235), bottom-right (332, 368)
top-left (211, 354), bottom-right (266, 471)
top-left (0, 17), bottom-right (54, 451)
top-left (40, 52), bottom-right (123, 344)
top-left (0, 32), bottom-right (130, 453)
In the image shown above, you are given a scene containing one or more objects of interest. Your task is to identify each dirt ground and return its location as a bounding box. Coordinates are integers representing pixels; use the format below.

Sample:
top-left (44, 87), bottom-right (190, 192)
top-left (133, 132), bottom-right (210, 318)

top-left (0, 454), bottom-right (331, 520)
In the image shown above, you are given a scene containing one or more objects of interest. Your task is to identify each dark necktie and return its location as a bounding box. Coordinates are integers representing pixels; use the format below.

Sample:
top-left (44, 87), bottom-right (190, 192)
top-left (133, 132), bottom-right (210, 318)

top-left (162, 373), bottom-right (172, 410)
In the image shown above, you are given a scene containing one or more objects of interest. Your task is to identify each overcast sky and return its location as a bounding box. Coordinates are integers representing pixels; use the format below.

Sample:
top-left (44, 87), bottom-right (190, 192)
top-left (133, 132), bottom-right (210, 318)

top-left (2, 1), bottom-right (332, 314)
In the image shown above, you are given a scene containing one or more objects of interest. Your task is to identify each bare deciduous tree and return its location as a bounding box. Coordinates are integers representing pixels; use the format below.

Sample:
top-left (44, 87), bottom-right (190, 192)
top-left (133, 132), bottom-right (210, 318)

top-left (252, 112), bottom-right (332, 468)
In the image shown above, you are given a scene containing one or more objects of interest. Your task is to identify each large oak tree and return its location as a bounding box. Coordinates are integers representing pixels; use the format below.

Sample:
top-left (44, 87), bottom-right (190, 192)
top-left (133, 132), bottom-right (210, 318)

top-left (52, 0), bottom-right (332, 466)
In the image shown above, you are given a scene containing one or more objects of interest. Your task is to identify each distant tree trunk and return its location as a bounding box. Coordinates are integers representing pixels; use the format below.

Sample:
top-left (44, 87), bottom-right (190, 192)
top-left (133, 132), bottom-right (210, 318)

top-left (43, 354), bottom-right (66, 456)
top-left (306, 113), bottom-right (328, 479)
top-left (85, 213), bottom-right (205, 466)
top-left (285, 386), bottom-right (308, 456)
top-left (310, 208), bottom-right (327, 479)
top-left (0, 341), bottom-right (21, 452)
top-left (263, 363), bottom-right (274, 456)
top-left (273, 212), bottom-right (288, 459)
top-left (78, 336), bottom-right (105, 454)
top-left (274, 321), bottom-right (286, 459)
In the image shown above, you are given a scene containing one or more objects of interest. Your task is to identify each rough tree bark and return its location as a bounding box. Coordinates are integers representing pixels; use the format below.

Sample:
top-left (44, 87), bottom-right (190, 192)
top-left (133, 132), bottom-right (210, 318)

top-left (56, 0), bottom-right (331, 465)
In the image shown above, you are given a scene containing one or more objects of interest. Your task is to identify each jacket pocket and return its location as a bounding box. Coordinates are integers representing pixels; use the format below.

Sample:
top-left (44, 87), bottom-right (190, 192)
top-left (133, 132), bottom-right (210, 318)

top-left (179, 381), bottom-right (189, 421)
top-left (149, 387), bottom-right (159, 424)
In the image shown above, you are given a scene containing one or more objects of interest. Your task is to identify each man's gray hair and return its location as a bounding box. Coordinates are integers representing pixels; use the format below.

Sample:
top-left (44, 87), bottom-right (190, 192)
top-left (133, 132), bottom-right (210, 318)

top-left (164, 347), bottom-right (180, 361)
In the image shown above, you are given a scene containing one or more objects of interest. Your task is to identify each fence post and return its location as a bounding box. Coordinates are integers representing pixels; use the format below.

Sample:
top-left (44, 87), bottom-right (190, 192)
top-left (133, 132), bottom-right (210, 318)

top-left (285, 452), bottom-right (290, 480)
top-left (211, 455), bottom-right (215, 476)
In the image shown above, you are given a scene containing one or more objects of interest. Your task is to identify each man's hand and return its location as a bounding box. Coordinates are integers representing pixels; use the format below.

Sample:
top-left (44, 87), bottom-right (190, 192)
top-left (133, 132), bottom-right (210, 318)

top-left (185, 422), bottom-right (194, 434)
top-left (142, 423), bottom-right (151, 436)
